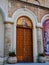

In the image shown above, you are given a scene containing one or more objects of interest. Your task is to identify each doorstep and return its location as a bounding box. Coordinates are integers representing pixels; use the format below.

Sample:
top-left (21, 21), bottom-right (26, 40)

top-left (5, 63), bottom-right (49, 65)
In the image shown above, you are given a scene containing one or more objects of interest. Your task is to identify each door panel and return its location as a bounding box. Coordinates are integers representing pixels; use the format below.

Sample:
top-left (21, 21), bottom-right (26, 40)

top-left (24, 28), bottom-right (33, 62)
top-left (16, 27), bottom-right (24, 62)
top-left (16, 26), bottom-right (33, 62)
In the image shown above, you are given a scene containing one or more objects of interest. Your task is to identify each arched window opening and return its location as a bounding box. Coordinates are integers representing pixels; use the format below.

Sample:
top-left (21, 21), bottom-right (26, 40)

top-left (43, 19), bottom-right (49, 55)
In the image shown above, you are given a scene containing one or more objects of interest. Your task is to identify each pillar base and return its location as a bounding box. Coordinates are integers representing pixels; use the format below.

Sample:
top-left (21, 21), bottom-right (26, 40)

top-left (0, 57), bottom-right (8, 64)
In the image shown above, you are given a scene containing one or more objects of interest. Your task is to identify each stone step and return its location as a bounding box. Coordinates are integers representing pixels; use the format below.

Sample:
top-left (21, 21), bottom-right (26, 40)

top-left (5, 63), bottom-right (49, 65)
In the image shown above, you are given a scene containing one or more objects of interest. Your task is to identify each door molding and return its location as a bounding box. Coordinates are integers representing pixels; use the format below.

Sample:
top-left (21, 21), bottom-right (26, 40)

top-left (13, 8), bottom-right (38, 62)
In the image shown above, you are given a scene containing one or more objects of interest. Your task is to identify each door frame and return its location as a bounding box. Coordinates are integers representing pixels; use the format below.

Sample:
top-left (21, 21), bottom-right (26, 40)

top-left (13, 8), bottom-right (38, 62)
top-left (16, 24), bottom-right (33, 62)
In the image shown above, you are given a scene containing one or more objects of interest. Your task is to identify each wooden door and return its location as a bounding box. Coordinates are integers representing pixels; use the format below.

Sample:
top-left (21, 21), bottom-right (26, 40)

top-left (24, 28), bottom-right (33, 62)
top-left (16, 26), bottom-right (33, 62)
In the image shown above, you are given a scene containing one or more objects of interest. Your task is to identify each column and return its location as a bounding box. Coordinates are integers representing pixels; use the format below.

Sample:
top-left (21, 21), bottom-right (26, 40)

top-left (36, 26), bottom-right (44, 54)
top-left (33, 27), bottom-right (38, 62)
top-left (4, 22), bottom-right (14, 56)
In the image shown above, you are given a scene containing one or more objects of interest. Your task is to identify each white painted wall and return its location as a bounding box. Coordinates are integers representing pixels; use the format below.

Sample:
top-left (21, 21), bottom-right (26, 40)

top-left (0, 13), bottom-right (4, 57)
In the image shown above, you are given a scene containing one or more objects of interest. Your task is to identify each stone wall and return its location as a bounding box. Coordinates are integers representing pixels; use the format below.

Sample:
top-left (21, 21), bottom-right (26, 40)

top-left (8, 0), bottom-right (49, 22)
top-left (20, 0), bottom-right (49, 8)
top-left (4, 22), bottom-right (14, 56)
top-left (8, 0), bottom-right (49, 57)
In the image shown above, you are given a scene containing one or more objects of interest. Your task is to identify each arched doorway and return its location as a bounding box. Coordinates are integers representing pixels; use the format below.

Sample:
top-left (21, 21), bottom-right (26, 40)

top-left (43, 19), bottom-right (49, 55)
top-left (16, 16), bottom-right (33, 62)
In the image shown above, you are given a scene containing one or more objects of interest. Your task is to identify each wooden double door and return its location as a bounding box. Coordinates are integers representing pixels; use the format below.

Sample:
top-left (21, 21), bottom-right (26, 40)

top-left (16, 26), bottom-right (33, 62)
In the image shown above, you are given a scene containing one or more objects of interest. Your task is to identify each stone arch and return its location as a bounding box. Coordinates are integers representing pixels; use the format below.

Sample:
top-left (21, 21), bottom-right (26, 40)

top-left (12, 8), bottom-right (38, 62)
top-left (12, 8), bottom-right (38, 28)
top-left (0, 7), bottom-right (6, 21)
top-left (41, 14), bottom-right (49, 25)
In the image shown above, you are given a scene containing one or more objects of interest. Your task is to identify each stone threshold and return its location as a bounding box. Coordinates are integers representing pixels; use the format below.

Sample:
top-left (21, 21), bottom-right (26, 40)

top-left (5, 63), bottom-right (49, 65)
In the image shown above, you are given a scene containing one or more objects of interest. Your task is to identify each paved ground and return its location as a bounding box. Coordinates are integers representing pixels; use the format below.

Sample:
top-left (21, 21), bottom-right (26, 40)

top-left (5, 63), bottom-right (49, 65)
